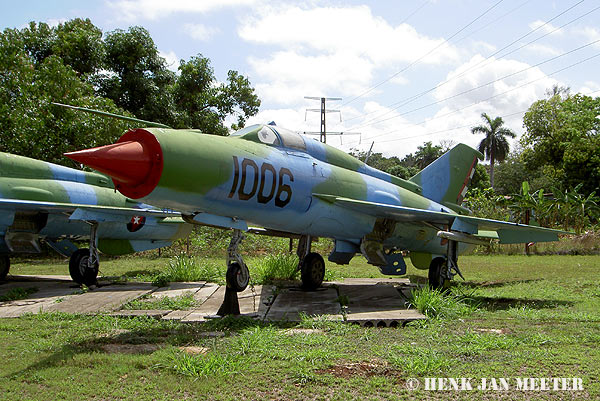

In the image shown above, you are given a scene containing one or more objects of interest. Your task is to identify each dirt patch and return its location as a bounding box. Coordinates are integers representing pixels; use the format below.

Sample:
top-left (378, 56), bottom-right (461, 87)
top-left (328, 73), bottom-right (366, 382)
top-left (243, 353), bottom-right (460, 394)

top-left (99, 343), bottom-right (162, 354)
top-left (476, 328), bottom-right (511, 334)
top-left (179, 346), bottom-right (209, 355)
top-left (316, 360), bottom-right (400, 379)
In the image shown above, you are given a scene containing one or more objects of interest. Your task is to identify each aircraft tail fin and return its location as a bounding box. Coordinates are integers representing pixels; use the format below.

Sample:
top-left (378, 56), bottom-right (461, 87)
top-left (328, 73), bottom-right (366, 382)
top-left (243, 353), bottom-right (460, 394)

top-left (409, 144), bottom-right (483, 207)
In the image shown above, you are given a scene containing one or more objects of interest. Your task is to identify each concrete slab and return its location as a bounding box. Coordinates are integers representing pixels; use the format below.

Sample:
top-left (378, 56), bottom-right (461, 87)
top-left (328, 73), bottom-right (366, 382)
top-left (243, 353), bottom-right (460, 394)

top-left (338, 283), bottom-right (424, 326)
top-left (0, 276), bottom-right (78, 317)
top-left (46, 283), bottom-right (154, 314)
top-left (151, 282), bottom-right (206, 299)
top-left (193, 283), bottom-right (219, 304)
top-left (162, 309), bottom-right (193, 320)
top-left (265, 287), bottom-right (342, 322)
top-left (1, 275), bottom-right (425, 325)
top-left (181, 286), bottom-right (226, 322)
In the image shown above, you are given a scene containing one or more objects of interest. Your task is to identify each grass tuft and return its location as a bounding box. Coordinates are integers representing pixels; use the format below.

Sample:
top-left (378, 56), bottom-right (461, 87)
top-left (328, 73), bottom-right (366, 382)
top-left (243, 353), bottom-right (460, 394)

top-left (123, 293), bottom-right (198, 310)
top-left (152, 254), bottom-right (225, 286)
top-left (165, 350), bottom-right (244, 377)
top-left (409, 285), bottom-right (478, 319)
top-left (252, 253), bottom-right (299, 284)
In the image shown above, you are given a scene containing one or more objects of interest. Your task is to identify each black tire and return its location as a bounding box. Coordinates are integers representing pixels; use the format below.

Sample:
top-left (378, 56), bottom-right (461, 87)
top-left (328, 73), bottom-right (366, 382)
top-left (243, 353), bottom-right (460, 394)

top-left (301, 252), bottom-right (325, 290)
top-left (0, 255), bottom-right (9, 281)
top-left (428, 257), bottom-right (450, 290)
top-left (226, 262), bottom-right (249, 292)
top-left (69, 248), bottom-right (99, 286)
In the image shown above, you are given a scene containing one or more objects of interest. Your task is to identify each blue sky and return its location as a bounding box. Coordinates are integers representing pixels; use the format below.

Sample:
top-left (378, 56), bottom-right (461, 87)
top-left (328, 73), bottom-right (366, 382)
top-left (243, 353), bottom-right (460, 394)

top-left (2, 0), bottom-right (599, 157)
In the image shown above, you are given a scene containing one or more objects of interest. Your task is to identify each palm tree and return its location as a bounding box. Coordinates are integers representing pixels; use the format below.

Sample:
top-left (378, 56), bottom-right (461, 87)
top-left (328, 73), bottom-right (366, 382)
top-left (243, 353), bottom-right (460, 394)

top-left (471, 113), bottom-right (516, 189)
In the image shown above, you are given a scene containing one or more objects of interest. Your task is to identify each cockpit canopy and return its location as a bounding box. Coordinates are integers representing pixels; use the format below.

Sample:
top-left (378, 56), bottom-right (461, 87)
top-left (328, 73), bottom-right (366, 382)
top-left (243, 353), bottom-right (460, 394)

top-left (231, 124), bottom-right (306, 151)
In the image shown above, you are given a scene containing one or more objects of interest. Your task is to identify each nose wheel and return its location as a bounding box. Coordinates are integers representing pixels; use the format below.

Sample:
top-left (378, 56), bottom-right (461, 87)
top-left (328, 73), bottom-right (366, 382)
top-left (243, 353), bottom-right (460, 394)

top-left (217, 229), bottom-right (250, 316)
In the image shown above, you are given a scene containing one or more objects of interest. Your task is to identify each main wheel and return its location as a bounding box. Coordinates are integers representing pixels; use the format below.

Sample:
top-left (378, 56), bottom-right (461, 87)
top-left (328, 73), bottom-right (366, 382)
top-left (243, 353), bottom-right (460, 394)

top-left (69, 248), bottom-right (99, 286)
top-left (0, 255), bottom-right (9, 281)
top-left (301, 252), bottom-right (325, 290)
top-left (226, 262), bottom-right (249, 292)
top-left (428, 257), bottom-right (450, 290)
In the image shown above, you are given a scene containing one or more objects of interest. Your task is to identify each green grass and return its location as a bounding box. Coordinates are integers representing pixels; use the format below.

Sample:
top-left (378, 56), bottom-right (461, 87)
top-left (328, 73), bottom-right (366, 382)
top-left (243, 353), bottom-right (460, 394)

top-left (0, 287), bottom-right (38, 302)
top-left (2, 254), bottom-right (600, 399)
top-left (122, 293), bottom-right (198, 310)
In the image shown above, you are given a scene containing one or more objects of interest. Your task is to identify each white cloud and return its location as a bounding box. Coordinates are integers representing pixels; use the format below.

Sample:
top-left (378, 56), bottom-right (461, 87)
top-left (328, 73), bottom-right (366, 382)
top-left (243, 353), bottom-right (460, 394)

top-left (107, 0), bottom-right (258, 20)
top-left (159, 50), bottom-right (179, 72)
top-left (574, 26), bottom-right (600, 47)
top-left (183, 23), bottom-right (219, 41)
top-left (579, 80), bottom-right (600, 96)
top-left (522, 43), bottom-right (561, 57)
top-left (529, 20), bottom-right (564, 36)
top-left (240, 5), bottom-right (461, 109)
top-left (433, 55), bottom-right (556, 114)
top-left (239, 5), bottom-right (459, 66)
top-left (248, 50), bottom-right (374, 105)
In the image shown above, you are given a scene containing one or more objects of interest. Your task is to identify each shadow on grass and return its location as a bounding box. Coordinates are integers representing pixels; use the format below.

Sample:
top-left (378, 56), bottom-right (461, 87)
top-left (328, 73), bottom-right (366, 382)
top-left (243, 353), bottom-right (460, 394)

top-left (4, 314), bottom-right (297, 379)
top-left (471, 296), bottom-right (573, 311)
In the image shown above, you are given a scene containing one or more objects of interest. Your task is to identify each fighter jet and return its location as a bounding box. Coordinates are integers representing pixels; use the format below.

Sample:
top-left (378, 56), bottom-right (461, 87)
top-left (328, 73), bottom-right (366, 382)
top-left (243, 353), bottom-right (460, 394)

top-left (66, 122), bottom-right (564, 295)
top-left (0, 151), bottom-right (191, 285)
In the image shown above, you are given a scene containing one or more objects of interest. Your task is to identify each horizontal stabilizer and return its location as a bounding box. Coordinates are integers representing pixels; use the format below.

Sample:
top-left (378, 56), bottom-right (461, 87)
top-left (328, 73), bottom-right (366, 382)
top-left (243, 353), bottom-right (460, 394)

top-left (313, 194), bottom-right (567, 244)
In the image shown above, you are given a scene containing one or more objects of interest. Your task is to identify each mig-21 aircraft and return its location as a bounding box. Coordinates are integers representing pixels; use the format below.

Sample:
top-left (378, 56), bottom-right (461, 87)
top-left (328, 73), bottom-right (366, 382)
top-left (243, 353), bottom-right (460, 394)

top-left (0, 151), bottom-right (191, 285)
top-left (65, 118), bottom-right (564, 297)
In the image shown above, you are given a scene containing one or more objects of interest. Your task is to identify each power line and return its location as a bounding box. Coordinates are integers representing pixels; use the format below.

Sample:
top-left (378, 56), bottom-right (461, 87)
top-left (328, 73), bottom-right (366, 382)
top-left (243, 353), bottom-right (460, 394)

top-left (341, 0), bottom-right (506, 107)
top-left (347, 38), bottom-right (600, 132)
top-left (344, 0), bottom-right (594, 129)
top-left (342, 51), bottom-right (600, 147)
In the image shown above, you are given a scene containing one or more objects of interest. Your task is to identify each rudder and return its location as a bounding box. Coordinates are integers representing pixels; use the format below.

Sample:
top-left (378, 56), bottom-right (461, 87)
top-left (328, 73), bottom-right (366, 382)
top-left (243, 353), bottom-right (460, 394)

top-left (409, 144), bottom-right (483, 206)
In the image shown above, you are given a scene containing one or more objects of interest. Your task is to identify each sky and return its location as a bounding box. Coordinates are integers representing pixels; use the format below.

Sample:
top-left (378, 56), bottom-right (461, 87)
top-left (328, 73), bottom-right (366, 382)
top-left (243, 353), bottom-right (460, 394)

top-left (1, 0), bottom-right (599, 158)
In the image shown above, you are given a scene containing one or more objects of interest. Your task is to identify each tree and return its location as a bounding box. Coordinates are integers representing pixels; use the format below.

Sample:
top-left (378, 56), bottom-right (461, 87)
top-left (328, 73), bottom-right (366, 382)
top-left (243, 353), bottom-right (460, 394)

top-left (522, 92), bottom-right (600, 196)
top-left (471, 113), bottom-right (516, 189)
top-left (0, 19), bottom-right (262, 164)
top-left (173, 56), bottom-right (260, 135)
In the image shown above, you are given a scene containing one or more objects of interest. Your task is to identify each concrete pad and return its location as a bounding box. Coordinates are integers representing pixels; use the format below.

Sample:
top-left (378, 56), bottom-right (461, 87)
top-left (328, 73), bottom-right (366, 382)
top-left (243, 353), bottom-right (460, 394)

top-left (193, 283), bottom-right (219, 304)
top-left (265, 287), bottom-right (342, 322)
top-left (238, 285), bottom-right (274, 318)
top-left (0, 277), bottom-right (78, 317)
top-left (46, 283), bottom-right (154, 314)
top-left (338, 283), bottom-right (424, 326)
top-left (162, 309), bottom-right (193, 320)
top-left (150, 282), bottom-right (206, 299)
top-left (181, 286), bottom-right (226, 322)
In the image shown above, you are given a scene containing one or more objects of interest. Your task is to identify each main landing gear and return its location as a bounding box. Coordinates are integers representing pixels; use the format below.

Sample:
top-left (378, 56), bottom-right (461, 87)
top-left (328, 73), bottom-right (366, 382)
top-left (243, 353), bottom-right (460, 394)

top-left (69, 222), bottom-right (99, 286)
top-left (216, 231), bottom-right (327, 316)
top-left (297, 235), bottom-right (325, 290)
top-left (428, 240), bottom-right (465, 290)
top-left (0, 255), bottom-right (9, 281)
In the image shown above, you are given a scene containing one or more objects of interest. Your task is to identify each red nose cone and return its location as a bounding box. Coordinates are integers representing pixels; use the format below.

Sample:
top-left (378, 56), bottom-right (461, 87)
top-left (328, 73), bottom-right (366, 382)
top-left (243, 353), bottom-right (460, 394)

top-left (66, 141), bottom-right (151, 184)
top-left (65, 129), bottom-right (163, 199)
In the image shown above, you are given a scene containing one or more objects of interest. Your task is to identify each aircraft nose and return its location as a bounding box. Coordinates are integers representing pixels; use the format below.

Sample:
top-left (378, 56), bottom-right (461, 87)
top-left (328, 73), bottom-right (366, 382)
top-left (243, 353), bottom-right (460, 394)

top-left (65, 128), bottom-right (164, 199)
top-left (66, 141), bottom-right (152, 184)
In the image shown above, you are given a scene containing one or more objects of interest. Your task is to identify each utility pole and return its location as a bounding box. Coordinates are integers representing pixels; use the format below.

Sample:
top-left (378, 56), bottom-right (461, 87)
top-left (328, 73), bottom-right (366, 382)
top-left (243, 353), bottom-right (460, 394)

top-left (304, 96), bottom-right (361, 146)
top-left (304, 96), bottom-right (341, 143)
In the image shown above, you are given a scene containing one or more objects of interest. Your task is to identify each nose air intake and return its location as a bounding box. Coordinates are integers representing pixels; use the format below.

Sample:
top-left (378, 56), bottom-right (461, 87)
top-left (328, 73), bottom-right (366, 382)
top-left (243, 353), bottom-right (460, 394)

top-left (65, 129), bottom-right (163, 199)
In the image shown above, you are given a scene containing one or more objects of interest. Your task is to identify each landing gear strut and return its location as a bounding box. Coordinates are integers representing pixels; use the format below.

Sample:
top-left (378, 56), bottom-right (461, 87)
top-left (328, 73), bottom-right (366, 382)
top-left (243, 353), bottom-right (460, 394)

top-left (428, 240), bottom-right (465, 290)
top-left (217, 229), bottom-right (250, 316)
top-left (69, 222), bottom-right (99, 286)
top-left (297, 235), bottom-right (325, 290)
